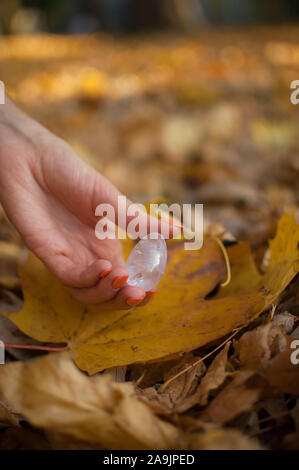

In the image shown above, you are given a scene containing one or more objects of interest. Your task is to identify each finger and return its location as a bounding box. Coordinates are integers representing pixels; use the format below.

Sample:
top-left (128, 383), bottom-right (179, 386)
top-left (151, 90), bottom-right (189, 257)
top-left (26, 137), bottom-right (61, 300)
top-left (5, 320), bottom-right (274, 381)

top-left (44, 256), bottom-right (112, 288)
top-left (69, 266), bottom-right (129, 303)
top-left (137, 289), bottom-right (156, 307)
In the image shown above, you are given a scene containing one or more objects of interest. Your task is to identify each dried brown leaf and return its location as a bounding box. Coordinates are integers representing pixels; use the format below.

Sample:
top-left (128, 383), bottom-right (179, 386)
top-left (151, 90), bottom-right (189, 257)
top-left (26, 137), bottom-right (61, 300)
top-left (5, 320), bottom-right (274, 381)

top-left (0, 401), bottom-right (19, 428)
top-left (137, 387), bottom-right (173, 416)
top-left (137, 353), bottom-right (206, 414)
top-left (0, 427), bottom-right (51, 450)
top-left (0, 352), bottom-right (184, 450)
top-left (174, 342), bottom-right (231, 413)
top-left (262, 338), bottom-right (299, 395)
top-left (233, 323), bottom-right (287, 369)
top-left (188, 428), bottom-right (263, 450)
top-left (199, 371), bottom-right (262, 425)
top-left (163, 353), bottom-right (206, 405)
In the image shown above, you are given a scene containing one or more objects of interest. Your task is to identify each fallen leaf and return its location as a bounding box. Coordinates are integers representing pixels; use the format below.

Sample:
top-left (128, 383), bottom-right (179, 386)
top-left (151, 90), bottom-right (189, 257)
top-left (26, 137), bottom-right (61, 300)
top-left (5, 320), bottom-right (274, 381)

top-left (0, 213), bottom-right (298, 374)
top-left (137, 353), bottom-right (206, 414)
top-left (45, 430), bottom-right (99, 450)
top-left (291, 399), bottom-right (299, 432)
top-left (188, 428), bottom-right (263, 450)
top-left (175, 342), bottom-right (231, 413)
top-left (233, 323), bottom-right (287, 370)
top-left (261, 337), bottom-right (299, 395)
top-left (0, 352), bottom-right (184, 450)
top-left (0, 293), bottom-right (60, 361)
top-left (282, 433), bottom-right (299, 450)
top-left (0, 241), bottom-right (25, 289)
top-left (0, 427), bottom-right (51, 450)
top-left (272, 311), bottom-right (296, 334)
top-left (129, 359), bottom-right (181, 388)
top-left (137, 387), bottom-right (173, 416)
top-left (199, 371), bottom-right (262, 424)
top-left (263, 213), bottom-right (299, 302)
top-left (163, 353), bottom-right (206, 405)
top-left (0, 351), bottom-right (267, 450)
top-left (193, 180), bottom-right (265, 207)
top-left (0, 401), bottom-right (19, 428)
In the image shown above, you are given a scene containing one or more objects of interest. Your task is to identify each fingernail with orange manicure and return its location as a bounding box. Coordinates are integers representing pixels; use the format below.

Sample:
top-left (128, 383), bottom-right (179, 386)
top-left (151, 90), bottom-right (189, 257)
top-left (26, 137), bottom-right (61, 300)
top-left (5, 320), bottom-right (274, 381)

top-left (145, 289), bottom-right (156, 299)
top-left (160, 218), bottom-right (184, 229)
top-left (112, 275), bottom-right (128, 289)
top-left (126, 296), bottom-right (145, 307)
top-left (100, 269), bottom-right (112, 279)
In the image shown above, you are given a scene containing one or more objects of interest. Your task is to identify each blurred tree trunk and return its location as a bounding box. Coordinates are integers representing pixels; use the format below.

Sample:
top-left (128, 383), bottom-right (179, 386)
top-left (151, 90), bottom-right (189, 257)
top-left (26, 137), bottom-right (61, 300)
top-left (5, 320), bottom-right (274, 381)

top-left (163, 0), bottom-right (207, 30)
top-left (130, 0), bottom-right (164, 31)
top-left (0, 0), bottom-right (20, 33)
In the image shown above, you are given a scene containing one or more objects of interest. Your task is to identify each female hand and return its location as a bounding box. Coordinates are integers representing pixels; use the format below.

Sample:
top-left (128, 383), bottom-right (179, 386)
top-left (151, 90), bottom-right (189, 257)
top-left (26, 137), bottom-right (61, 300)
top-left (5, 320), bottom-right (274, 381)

top-left (0, 97), bottom-right (177, 308)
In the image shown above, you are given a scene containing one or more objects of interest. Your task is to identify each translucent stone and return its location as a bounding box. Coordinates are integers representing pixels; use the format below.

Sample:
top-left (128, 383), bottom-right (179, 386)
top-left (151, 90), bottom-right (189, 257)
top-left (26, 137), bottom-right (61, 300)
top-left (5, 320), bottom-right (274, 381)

top-left (126, 233), bottom-right (167, 291)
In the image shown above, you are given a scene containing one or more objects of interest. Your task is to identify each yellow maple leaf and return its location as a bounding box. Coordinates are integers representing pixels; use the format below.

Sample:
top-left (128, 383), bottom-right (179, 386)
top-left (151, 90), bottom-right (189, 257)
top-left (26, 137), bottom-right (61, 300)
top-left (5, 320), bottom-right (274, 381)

top-left (1, 213), bottom-right (298, 375)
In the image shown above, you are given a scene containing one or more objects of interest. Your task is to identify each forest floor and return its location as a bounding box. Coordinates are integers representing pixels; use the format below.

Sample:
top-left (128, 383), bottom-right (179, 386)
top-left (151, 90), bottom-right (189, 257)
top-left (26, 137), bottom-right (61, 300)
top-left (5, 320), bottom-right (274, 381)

top-left (0, 26), bottom-right (298, 450)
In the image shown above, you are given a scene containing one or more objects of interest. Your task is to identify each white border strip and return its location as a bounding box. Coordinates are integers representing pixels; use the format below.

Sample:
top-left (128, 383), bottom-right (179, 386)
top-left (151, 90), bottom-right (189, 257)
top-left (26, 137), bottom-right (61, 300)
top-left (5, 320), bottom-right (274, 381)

top-left (0, 81), bottom-right (5, 104)
top-left (0, 340), bottom-right (4, 364)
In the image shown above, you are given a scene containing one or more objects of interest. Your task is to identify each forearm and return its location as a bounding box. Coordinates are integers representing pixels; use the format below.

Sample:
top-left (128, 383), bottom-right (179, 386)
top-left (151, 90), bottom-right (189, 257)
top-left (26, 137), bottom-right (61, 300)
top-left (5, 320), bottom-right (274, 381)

top-left (0, 94), bottom-right (47, 142)
top-left (0, 94), bottom-right (43, 202)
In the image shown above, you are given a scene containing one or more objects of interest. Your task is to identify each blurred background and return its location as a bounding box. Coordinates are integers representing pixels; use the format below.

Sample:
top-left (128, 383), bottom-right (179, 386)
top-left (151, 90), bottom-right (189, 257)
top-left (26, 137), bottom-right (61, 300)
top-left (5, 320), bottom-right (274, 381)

top-left (1, 0), bottom-right (299, 34)
top-left (0, 0), bottom-right (299, 287)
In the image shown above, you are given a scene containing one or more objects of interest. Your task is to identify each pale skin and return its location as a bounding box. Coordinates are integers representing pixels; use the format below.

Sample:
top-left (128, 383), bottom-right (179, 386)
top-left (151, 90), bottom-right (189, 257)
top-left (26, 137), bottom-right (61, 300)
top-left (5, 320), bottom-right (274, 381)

top-left (0, 96), bottom-right (178, 308)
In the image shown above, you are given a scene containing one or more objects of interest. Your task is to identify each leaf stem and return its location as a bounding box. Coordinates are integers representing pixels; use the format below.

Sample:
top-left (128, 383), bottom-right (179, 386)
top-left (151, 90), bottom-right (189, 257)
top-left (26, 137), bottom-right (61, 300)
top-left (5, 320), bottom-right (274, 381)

top-left (212, 236), bottom-right (232, 287)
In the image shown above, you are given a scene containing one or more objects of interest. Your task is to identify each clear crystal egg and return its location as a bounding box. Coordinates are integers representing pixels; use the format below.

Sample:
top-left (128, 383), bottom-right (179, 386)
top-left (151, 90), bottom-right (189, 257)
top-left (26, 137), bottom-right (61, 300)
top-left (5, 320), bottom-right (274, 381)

top-left (126, 233), bottom-right (167, 291)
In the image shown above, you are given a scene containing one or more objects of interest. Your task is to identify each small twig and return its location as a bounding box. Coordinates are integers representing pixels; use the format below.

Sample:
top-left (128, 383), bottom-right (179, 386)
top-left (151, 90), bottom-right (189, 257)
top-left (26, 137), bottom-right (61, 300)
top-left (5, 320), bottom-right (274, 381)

top-left (212, 236), bottom-right (232, 287)
top-left (270, 303), bottom-right (277, 320)
top-left (250, 425), bottom-right (277, 437)
top-left (136, 370), bottom-right (146, 387)
top-left (257, 410), bottom-right (291, 425)
top-left (161, 328), bottom-right (241, 392)
top-left (1, 343), bottom-right (68, 352)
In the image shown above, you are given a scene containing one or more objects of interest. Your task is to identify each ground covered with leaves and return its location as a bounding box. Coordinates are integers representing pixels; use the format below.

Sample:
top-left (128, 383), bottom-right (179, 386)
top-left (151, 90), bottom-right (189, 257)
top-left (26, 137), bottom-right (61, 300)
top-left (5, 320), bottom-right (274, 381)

top-left (0, 26), bottom-right (299, 450)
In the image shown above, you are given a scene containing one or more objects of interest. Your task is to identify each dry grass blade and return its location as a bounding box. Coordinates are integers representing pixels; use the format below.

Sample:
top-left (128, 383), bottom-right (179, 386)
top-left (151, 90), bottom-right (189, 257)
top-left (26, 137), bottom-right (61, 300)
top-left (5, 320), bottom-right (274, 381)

top-left (161, 328), bottom-right (241, 392)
